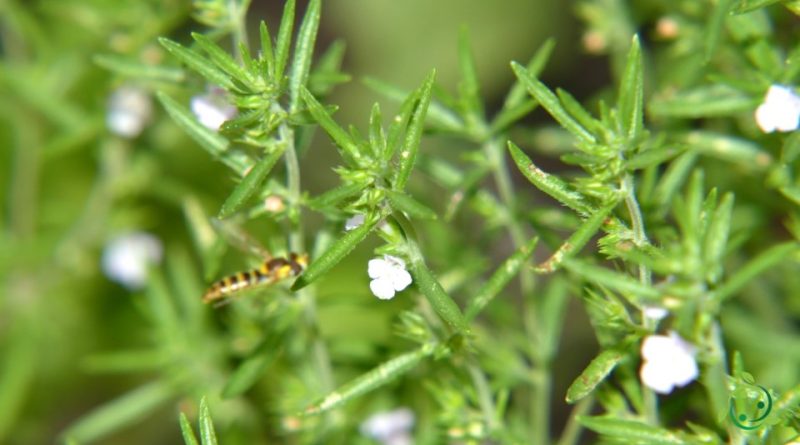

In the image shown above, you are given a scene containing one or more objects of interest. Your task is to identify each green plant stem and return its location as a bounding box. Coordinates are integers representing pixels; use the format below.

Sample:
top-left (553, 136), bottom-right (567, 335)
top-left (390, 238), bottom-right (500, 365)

top-left (621, 173), bottom-right (658, 425)
top-left (228, 0), bottom-right (249, 62)
top-left (482, 137), bottom-right (548, 443)
top-left (555, 397), bottom-right (592, 445)
top-left (467, 362), bottom-right (499, 433)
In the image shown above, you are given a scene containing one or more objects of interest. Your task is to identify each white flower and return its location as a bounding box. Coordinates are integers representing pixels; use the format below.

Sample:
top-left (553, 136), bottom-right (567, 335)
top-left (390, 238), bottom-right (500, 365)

top-left (368, 255), bottom-right (412, 300)
top-left (345, 214), bottom-right (365, 231)
top-left (191, 88), bottom-right (237, 130)
top-left (106, 86), bottom-right (152, 138)
top-left (643, 306), bottom-right (669, 321)
top-left (360, 408), bottom-right (414, 445)
top-left (640, 331), bottom-right (699, 394)
top-left (755, 85), bottom-right (800, 133)
top-left (102, 232), bottom-right (163, 290)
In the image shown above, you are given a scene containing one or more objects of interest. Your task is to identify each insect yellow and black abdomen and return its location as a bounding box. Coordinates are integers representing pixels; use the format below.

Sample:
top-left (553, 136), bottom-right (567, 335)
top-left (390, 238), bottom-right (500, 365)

top-left (202, 253), bottom-right (308, 304)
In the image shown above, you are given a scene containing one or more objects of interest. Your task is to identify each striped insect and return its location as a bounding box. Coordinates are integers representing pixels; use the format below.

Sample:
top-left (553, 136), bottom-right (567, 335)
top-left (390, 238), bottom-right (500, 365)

top-left (202, 218), bottom-right (308, 304)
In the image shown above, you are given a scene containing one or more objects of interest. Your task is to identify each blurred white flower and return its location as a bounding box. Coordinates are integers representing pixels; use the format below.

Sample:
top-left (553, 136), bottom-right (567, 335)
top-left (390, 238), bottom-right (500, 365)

top-left (640, 331), bottom-right (698, 394)
top-left (106, 86), bottom-right (152, 138)
top-left (345, 214), bottom-right (365, 231)
top-left (755, 85), bottom-right (800, 133)
top-left (360, 407), bottom-right (414, 445)
top-left (368, 255), bottom-right (412, 300)
top-left (102, 232), bottom-right (163, 290)
top-left (643, 306), bottom-right (669, 321)
top-left (191, 88), bottom-right (237, 130)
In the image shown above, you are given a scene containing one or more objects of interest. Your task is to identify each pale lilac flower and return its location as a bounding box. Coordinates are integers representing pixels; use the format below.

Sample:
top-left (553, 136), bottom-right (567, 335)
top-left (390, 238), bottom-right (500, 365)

top-left (640, 331), bottom-right (698, 394)
top-left (345, 214), bottom-right (365, 231)
top-left (102, 232), bottom-right (163, 290)
top-left (191, 88), bottom-right (237, 130)
top-left (106, 86), bottom-right (152, 138)
top-left (360, 407), bottom-right (414, 445)
top-left (368, 255), bottom-right (412, 300)
top-left (755, 85), bottom-right (800, 133)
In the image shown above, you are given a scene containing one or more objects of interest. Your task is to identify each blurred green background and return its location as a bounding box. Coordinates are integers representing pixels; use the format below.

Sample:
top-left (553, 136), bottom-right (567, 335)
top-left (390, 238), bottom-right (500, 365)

top-left (0, 0), bottom-right (607, 443)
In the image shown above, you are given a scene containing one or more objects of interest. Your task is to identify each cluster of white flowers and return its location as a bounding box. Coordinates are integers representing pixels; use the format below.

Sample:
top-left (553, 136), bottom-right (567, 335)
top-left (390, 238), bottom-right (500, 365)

top-left (639, 331), bottom-right (698, 394)
top-left (755, 85), bottom-right (800, 133)
top-left (106, 86), bottom-right (152, 138)
top-left (360, 408), bottom-right (414, 445)
top-left (101, 232), bottom-right (163, 290)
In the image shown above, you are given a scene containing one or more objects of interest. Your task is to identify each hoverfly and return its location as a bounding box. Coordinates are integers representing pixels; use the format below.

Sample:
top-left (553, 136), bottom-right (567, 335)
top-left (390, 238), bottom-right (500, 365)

top-left (202, 219), bottom-right (308, 304)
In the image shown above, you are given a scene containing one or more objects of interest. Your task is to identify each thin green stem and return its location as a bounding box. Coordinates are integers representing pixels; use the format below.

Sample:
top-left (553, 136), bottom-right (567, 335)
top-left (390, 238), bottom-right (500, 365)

top-left (467, 363), bottom-right (499, 433)
top-left (228, 0), bottom-right (249, 62)
top-left (621, 174), bottom-right (658, 425)
top-left (555, 397), bottom-right (592, 445)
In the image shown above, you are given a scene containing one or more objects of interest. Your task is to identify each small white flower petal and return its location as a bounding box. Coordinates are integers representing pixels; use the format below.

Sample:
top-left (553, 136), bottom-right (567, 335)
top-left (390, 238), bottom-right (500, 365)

top-left (643, 306), bottom-right (669, 321)
top-left (360, 408), bottom-right (415, 441)
top-left (640, 360), bottom-right (677, 394)
top-left (370, 278), bottom-right (396, 300)
top-left (191, 95), bottom-right (236, 130)
top-left (639, 332), bottom-right (698, 394)
top-left (755, 85), bottom-right (800, 133)
top-left (107, 87), bottom-right (152, 138)
top-left (102, 232), bottom-right (163, 290)
top-left (391, 269), bottom-right (412, 291)
top-left (345, 214), bottom-right (365, 231)
top-left (368, 258), bottom-right (391, 279)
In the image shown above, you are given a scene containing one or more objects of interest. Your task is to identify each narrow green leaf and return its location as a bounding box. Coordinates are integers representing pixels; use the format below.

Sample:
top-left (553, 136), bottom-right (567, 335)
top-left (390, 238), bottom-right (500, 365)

top-left (222, 340), bottom-right (282, 398)
top-left (368, 102), bottom-right (386, 157)
top-left (394, 70), bottom-right (436, 191)
top-left (61, 381), bottom-right (173, 443)
top-left (617, 35), bottom-right (644, 142)
top-left (289, 0), bottom-right (321, 112)
top-left (563, 259), bottom-right (662, 302)
top-left (510, 61), bottom-right (596, 144)
top-left (218, 144), bottom-right (286, 218)
top-left (625, 145), bottom-right (681, 170)
top-left (157, 92), bottom-right (253, 175)
top-left (457, 27), bottom-right (484, 123)
top-left (259, 21), bottom-right (274, 78)
top-left (386, 190), bottom-right (437, 220)
top-left (681, 131), bottom-right (771, 169)
top-left (649, 85), bottom-right (756, 118)
top-left (307, 182), bottom-right (366, 210)
top-left (578, 416), bottom-right (690, 444)
top-left (94, 54), bottom-right (185, 82)
top-left (508, 141), bottom-right (592, 215)
top-left (158, 38), bottom-right (234, 90)
top-left (0, 323), bottom-right (34, 441)
top-left (179, 413), bottom-right (199, 445)
top-left (300, 87), bottom-right (362, 164)
top-left (488, 99), bottom-right (537, 134)
top-left (198, 397), bottom-right (217, 445)
top-left (292, 215), bottom-right (379, 290)
top-left (303, 344), bottom-right (435, 415)
top-left (703, 192), bottom-right (734, 283)
top-left (81, 349), bottom-right (165, 374)
top-left (732, 0), bottom-right (781, 14)
top-left (273, 0), bottom-right (296, 81)
top-left (654, 151), bottom-right (697, 214)
top-left (192, 32), bottom-right (254, 90)
top-left (409, 256), bottom-right (470, 333)
top-left (713, 242), bottom-right (798, 302)
top-left (363, 76), bottom-right (463, 134)
top-left (383, 83), bottom-right (422, 162)
top-left (566, 349), bottom-right (624, 403)
top-left (466, 237), bottom-right (539, 319)
top-left (500, 38), bottom-right (555, 113)
top-left (556, 88), bottom-right (602, 135)
top-left (536, 200), bottom-right (617, 273)
top-left (705, 0), bottom-right (734, 61)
